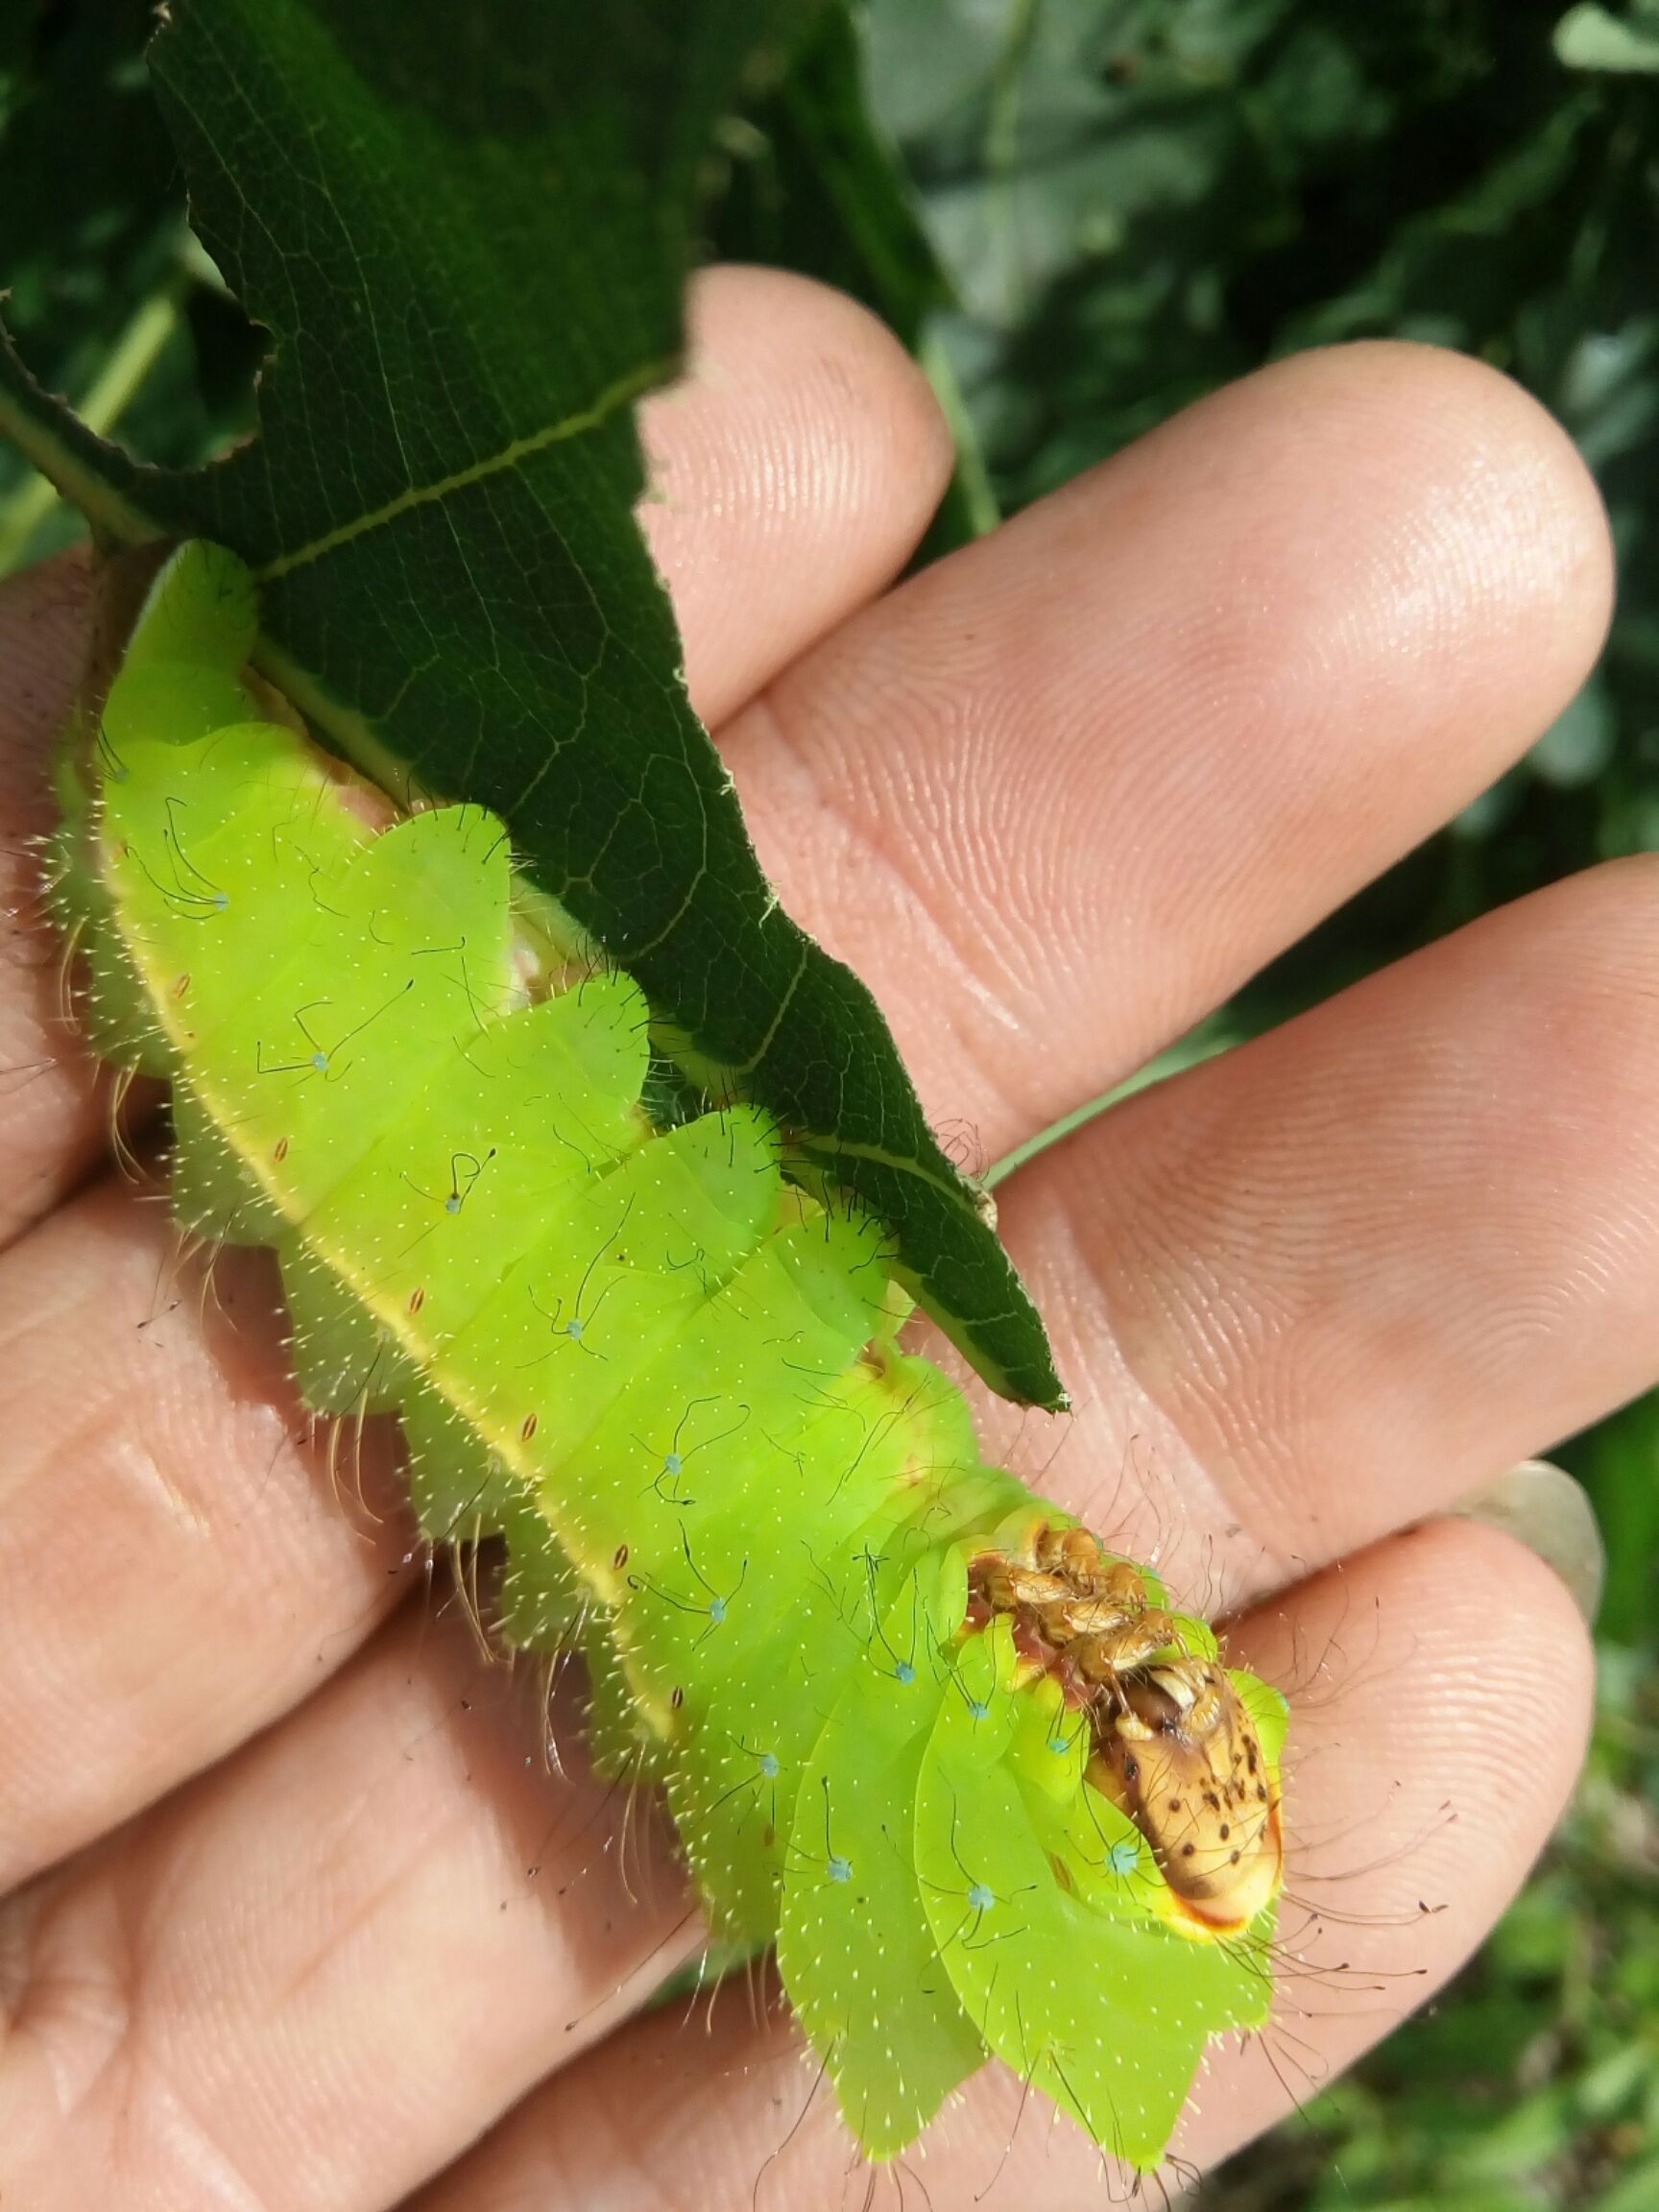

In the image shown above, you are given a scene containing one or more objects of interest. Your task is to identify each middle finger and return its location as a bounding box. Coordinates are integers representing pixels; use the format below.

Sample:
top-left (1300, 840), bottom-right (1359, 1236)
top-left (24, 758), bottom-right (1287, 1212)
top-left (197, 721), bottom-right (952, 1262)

top-left (723, 340), bottom-right (1611, 1159)
top-left (974, 855), bottom-right (1659, 1608)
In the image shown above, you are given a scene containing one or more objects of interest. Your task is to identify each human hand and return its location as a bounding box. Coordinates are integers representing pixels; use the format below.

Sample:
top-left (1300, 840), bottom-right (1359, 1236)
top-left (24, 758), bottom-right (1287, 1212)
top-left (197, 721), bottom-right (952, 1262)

top-left (0, 265), bottom-right (1625, 2207)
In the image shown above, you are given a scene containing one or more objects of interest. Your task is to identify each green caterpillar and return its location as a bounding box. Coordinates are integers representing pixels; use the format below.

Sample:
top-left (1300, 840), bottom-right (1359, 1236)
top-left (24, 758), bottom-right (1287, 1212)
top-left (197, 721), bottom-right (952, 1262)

top-left (53, 541), bottom-right (1287, 2171)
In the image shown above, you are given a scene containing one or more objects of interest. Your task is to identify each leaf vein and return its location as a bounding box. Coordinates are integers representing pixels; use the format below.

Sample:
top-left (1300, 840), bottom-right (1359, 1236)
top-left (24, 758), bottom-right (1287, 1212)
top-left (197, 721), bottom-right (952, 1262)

top-left (254, 354), bottom-right (674, 581)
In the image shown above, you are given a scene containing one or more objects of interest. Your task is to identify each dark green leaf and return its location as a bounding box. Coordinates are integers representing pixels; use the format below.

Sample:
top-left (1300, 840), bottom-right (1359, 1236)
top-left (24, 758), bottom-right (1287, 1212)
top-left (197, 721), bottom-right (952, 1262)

top-left (0, 0), bottom-right (1062, 1407)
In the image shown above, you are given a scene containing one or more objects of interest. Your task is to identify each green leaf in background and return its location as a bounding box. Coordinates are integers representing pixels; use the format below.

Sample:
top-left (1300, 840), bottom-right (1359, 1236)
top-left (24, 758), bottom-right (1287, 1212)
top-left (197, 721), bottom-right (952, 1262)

top-left (0, 0), bottom-right (1063, 1408)
top-left (1557, 3), bottom-right (1659, 75)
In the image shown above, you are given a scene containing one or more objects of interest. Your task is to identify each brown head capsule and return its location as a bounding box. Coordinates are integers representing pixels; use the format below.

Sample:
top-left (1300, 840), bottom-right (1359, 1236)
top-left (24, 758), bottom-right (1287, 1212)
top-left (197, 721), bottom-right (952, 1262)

top-left (1088, 1659), bottom-right (1283, 1936)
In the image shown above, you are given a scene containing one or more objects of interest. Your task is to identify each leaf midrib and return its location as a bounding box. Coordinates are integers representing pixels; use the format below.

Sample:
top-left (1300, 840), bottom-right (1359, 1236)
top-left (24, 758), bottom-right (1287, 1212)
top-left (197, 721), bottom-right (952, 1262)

top-left (255, 353), bottom-right (676, 580)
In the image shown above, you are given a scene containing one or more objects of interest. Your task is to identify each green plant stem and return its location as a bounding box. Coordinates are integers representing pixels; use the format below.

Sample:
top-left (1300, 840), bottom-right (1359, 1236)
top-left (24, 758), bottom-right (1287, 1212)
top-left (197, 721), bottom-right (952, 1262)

top-left (0, 281), bottom-right (183, 573)
top-left (984, 1017), bottom-right (1239, 1191)
top-left (919, 327), bottom-right (1000, 538)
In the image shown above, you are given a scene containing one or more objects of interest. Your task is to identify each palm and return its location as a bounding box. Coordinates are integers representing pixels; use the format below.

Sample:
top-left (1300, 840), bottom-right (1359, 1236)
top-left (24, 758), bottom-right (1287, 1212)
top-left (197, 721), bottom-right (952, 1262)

top-left (0, 268), bottom-right (1627, 2208)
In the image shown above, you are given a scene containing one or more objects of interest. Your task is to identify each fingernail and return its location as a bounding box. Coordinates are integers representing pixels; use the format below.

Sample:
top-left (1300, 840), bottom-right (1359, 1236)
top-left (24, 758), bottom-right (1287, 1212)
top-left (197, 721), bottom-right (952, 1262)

top-left (1451, 1459), bottom-right (1605, 1625)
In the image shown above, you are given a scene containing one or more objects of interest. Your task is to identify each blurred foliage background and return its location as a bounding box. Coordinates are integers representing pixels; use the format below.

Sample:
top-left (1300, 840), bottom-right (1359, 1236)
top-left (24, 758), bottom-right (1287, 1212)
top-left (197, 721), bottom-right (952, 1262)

top-left (2, 1), bottom-right (1655, 2203)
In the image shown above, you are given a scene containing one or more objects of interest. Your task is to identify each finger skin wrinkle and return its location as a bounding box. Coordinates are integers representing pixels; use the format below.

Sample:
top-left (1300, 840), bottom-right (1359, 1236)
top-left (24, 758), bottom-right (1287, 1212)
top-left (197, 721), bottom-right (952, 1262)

top-left (0, 1879), bottom-right (137, 2126)
top-left (638, 265), bottom-right (953, 731)
top-left (115, 2060), bottom-right (276, 2212)
top-left (0, 1872), bottom-right (264, 2212)
top-left (732, 687), bottom-right (1036, 1167)
top-left (989, 859), bottom-right (1659, 1606)
top-left (107, 1426), bottom-right (219, 1543)
top-left (0, 1903), bottom-right (276, 2212)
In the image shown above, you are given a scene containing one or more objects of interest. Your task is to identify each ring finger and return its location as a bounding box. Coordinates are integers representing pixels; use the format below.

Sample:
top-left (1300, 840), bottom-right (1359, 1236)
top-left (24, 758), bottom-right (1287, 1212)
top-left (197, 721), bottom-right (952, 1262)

top-left (401, 1517), bottom-right (1594, 2211)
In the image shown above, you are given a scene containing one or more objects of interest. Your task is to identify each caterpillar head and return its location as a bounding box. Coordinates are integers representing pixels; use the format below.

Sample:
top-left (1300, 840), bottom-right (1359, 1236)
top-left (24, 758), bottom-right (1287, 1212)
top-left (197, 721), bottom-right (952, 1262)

top-left (969, 1524), bottom-right (1285, 1938)
top-left (1088, 1658), bottom-right (1284, 1935)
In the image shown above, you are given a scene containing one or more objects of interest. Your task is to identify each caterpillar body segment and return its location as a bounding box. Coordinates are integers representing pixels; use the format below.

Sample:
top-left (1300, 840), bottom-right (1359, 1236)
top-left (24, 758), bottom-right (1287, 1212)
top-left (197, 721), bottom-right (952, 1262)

top-left (55, 542), bottom-right (1286, 2172)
